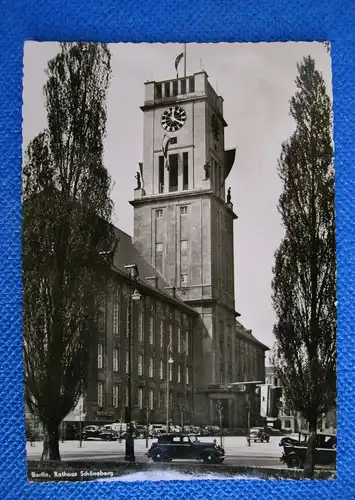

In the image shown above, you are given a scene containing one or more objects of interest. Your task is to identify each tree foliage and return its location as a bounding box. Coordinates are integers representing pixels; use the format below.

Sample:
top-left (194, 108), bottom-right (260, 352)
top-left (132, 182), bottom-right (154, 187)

top-left (23, 43), bottom-right (116, 460)
top-left (271, 56), bottom-right (336, 475)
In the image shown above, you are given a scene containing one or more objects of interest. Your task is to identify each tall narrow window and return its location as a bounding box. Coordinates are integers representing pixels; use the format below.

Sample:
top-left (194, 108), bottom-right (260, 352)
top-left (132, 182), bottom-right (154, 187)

top-left (156, 209), bottom-right (163, 218)
top-left (97, 382), bottom-right (103, 407)
top-left (177, 364), bottom-right (181, 383)
top-left (164, 82), bottom-right (170, 98)
top-left (173, 80), bottom-right (178, 96)
top-left (189, 76), bottom-right (195, 93)
top-left (125, 352), bottom-right (129, 374)
top-left (177, 327), bottom-right (181, 353)
top-left (113, 384), bottom-right (119, 408)
top-left (155, 83), bottom-right (162, 99)
top-left (113, 348), bottom-right (119, 372)
top-left (98, 312), bottom-right (105, 332)
top-left (98, 344), bottom-right (103, 369)
top-left (169, 363), bottom-right (173, 382)
top-left (181, 78), bottom-right (187, 94)
top-left (138, 354), bottom-right (143, 376)
top-left (149, 389), bottom-right (154, 410)
top-left (169, 323), bottom-right (173, 347)
top-left (185, 331), bottom-right (189, 355)
top-left (180, 240), bottom-right (188, 251)
top-left (113, 300), bottom-right (119, 335)
top-left (159, 156), bottom-right (165, 193)
top-left (183, 152), bottom-right (188, 190)
top-left (180, 206), bottom-right (188, 215)
top-left (149, 317), bottom-right (154, 344)
top-left (138, 310), bottom-right (144, 342)
top-left (159, 320), bottom-right (164, 348)
top-left (169, 154), bottom-right (178, 192)
top-left (138, 388), bottom-right (143, 409)
top-left (148, 357), bottom-right (154, 378)
top-left (186, 366), bottom-right (189, 385)
top-left (160, 359), bottom-right (164, 379)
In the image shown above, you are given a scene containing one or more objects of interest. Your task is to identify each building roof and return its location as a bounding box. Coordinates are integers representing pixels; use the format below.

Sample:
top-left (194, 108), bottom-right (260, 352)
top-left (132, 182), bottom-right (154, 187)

top-left (111, 226), bottom-right (197, 315)
top-left (235, 319), bottom-right (270, 351)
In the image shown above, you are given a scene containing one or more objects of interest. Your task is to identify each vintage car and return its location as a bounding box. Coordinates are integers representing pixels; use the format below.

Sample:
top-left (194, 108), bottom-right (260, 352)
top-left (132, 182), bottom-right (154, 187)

top-left (147, 433), bottom-right (226, 463)
top-left (247, 427), bottom-right (270, 444)
top-left (99, 428), bottom-right (120, 441)
top-left (280, 432), bottom-right (336, 469)
top-left (79, 425), bottom-right (102, 440)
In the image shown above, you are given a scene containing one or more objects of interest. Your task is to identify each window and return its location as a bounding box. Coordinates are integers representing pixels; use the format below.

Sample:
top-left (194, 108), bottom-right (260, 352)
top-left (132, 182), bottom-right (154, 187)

top-left (97, 382), bottom-right (103, 407)
top-left (169, 153), bottom-right (178, 192)
top-left (186, 366), bottom-right (189, 385)
top-left (138, 310), bottom-right (143, 342)
top-left (170, 137), bottom-right (177, 145)
top-left (98, 312), bottom-right (105, 332)
top-left (164, 82), bottom-right (170, 98)
top-left (113, 348), bottom-right (119, 372)
top-left (98, 344), bottom-right (103, 369)
top-left (113, 301), bottom-right (119, 335)
top-left (177, 327), bottom-right (181, 353)
top-left (125, 352), bottom-right (129, 374)
top-left (149, 389), bottom-right (154, 410)
top-left (113, 384), bottom-right (119, 408)
top-left (181, 78), bottom-right (187, 94)
top-left (148, 357), bottom-right (154, 378)
top-left (180, 240), bottom-right (188, 251)
top-left (155, 83), bottom-right (162, 99)
top-left (180, 206), bottom-right (188, 215)
top-left (183, 152), bottom-right (188, 190)
top-left (189, 76), bottom-right (195, 93)
top-left (156, 242), bottom-right (163, 252)
top-left (138, 354), bottom-right (143, 376)
top-left (159, 156), bottom-right (164, 193)
top-left (159, 320), bottom-right (164, 348)
top-left (156, 209), bottom-right (163, 218)
top-left (149, 317), bottom-right (154, 344)
top-left (169, 323), bottom-right (173, 346)
top-left (181, 274), bottom-right (188, 284)
top-left (173, 80), bottom-right (178, 96)
top-left (185, 331), bottom-right (189, 354)
top-left (160, 359), bottom-right (164, 379)
top-left (177, 364), bottom-right (181, 383)
top-left (138, 388), bottom-right (143, 409)
top-left (169, 363), bottom-right (173, 382)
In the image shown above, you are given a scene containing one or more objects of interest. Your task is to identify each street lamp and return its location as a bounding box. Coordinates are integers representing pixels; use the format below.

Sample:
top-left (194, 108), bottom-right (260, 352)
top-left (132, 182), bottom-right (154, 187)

top-left (124, 264), bottom-right (141, 462)
top-left (215, 400), bottom-right (223, 447)
top-left (166, 344), bottom-right (174, 433)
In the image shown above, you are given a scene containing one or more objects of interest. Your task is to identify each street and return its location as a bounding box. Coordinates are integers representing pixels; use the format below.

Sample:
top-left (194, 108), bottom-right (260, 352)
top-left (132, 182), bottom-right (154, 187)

top-left (27, 435), bottom-right (286, 468)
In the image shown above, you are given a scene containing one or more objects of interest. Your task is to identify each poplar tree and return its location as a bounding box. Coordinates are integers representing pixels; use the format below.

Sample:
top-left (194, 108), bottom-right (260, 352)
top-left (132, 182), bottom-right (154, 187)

top-left (23, 43), bottom-right (116, 461)
top-left (272, 55), bottom-right (336, 477)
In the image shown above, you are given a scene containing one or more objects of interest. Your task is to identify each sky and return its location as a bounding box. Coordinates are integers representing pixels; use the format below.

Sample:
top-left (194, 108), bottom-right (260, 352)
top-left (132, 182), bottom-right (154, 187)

top-left (22, 41), bottom-right (332, 358)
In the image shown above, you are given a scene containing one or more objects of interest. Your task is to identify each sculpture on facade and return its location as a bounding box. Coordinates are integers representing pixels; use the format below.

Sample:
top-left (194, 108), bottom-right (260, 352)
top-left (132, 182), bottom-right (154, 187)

top-left (135, 171), bottom-right (141, 189)
top-left (227, 187), bottom-right (231, 204)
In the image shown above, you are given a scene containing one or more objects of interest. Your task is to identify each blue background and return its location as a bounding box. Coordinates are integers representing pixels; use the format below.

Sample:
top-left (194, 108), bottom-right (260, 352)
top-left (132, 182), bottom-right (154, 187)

top-left (0, 0), bottom-right (352, 498)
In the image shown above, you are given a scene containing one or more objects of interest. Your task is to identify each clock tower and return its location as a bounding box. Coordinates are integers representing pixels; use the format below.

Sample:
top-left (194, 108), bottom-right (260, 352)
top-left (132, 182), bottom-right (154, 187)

top-left (130, 71), bottom-right (239, 424)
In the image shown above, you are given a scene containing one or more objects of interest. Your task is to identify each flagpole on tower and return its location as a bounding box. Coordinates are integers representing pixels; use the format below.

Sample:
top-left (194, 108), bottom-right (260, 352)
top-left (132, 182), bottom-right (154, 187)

top-left (183, 43), bottom-right (187, 77)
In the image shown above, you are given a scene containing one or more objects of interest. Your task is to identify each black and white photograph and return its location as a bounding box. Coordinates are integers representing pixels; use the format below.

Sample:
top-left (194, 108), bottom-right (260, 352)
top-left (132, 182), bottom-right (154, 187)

top-left (22, 41), bottom-right (336, 482)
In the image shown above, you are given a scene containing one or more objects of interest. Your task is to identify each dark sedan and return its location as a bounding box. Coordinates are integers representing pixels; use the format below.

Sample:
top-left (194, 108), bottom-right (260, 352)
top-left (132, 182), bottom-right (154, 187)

top-left (147, 433), bottom-right (226, 463)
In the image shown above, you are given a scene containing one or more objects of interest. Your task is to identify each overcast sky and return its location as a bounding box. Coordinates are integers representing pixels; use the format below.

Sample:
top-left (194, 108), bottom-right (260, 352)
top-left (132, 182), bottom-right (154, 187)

top-left (23, 42), bottom-right (332, 358)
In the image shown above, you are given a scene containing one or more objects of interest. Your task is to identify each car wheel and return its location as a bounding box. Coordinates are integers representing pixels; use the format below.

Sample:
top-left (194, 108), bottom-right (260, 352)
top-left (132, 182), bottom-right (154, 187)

top-left (203, 453), bottom-right (218, 464)
top-left (287, 455), bottom-right (301, 469)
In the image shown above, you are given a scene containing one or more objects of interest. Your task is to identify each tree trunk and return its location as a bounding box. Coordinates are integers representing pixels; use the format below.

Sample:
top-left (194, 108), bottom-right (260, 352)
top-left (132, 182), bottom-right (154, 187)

top-left (41, 424), bottom-right (61, 461)
top-left (304, 420), bottom-right (317, 478)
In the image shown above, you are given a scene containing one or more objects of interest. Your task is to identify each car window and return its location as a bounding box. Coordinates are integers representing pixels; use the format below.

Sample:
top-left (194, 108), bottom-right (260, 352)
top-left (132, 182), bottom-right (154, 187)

top-left (173, 437), bottom-right (181, 443)
top-left (182, 436), bottom-right (190, 443)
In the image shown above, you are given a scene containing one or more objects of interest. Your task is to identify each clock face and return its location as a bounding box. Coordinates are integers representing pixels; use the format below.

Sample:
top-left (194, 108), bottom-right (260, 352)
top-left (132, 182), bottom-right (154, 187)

top-left (161, 106), bottom-right (187, 132)
top-left (211, 114), bottom-right (220, 141)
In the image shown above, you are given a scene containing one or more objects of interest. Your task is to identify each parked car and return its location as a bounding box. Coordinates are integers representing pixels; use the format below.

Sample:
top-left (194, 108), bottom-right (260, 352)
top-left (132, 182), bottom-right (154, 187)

top-left (79, 425), bottom-right (102, 440)
top-left (99, 428), bottom-right (120, 441)
top-left (247, 427), bottom-right (270, 444)
top-left (279, 434), bottom-right (306, 448)
top-left (280, 432), bottom-right (336, 469)
top-left (147, 433), bottom-right (226, 463)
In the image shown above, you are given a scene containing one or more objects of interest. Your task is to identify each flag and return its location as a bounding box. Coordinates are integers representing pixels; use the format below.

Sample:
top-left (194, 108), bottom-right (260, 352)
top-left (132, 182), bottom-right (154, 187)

top-left (260, 384), bottom-right (269, 418)
top-left (138, 162), bottom-right (144, 190)
top-left (162, 134), bottom-right (171, 171)
top-left (175, 52), bottom-right (184, 78)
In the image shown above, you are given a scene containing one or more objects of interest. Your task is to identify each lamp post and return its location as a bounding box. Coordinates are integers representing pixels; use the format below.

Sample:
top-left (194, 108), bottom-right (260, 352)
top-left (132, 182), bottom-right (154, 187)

top-left (215, 400), bottom-right (223, 447)
top-left (124, 264), bottom-right (141, 462)
top-left (145, 399), bottom-right (150, 449)
top-left (166, 344), bottom-right (174, 433)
